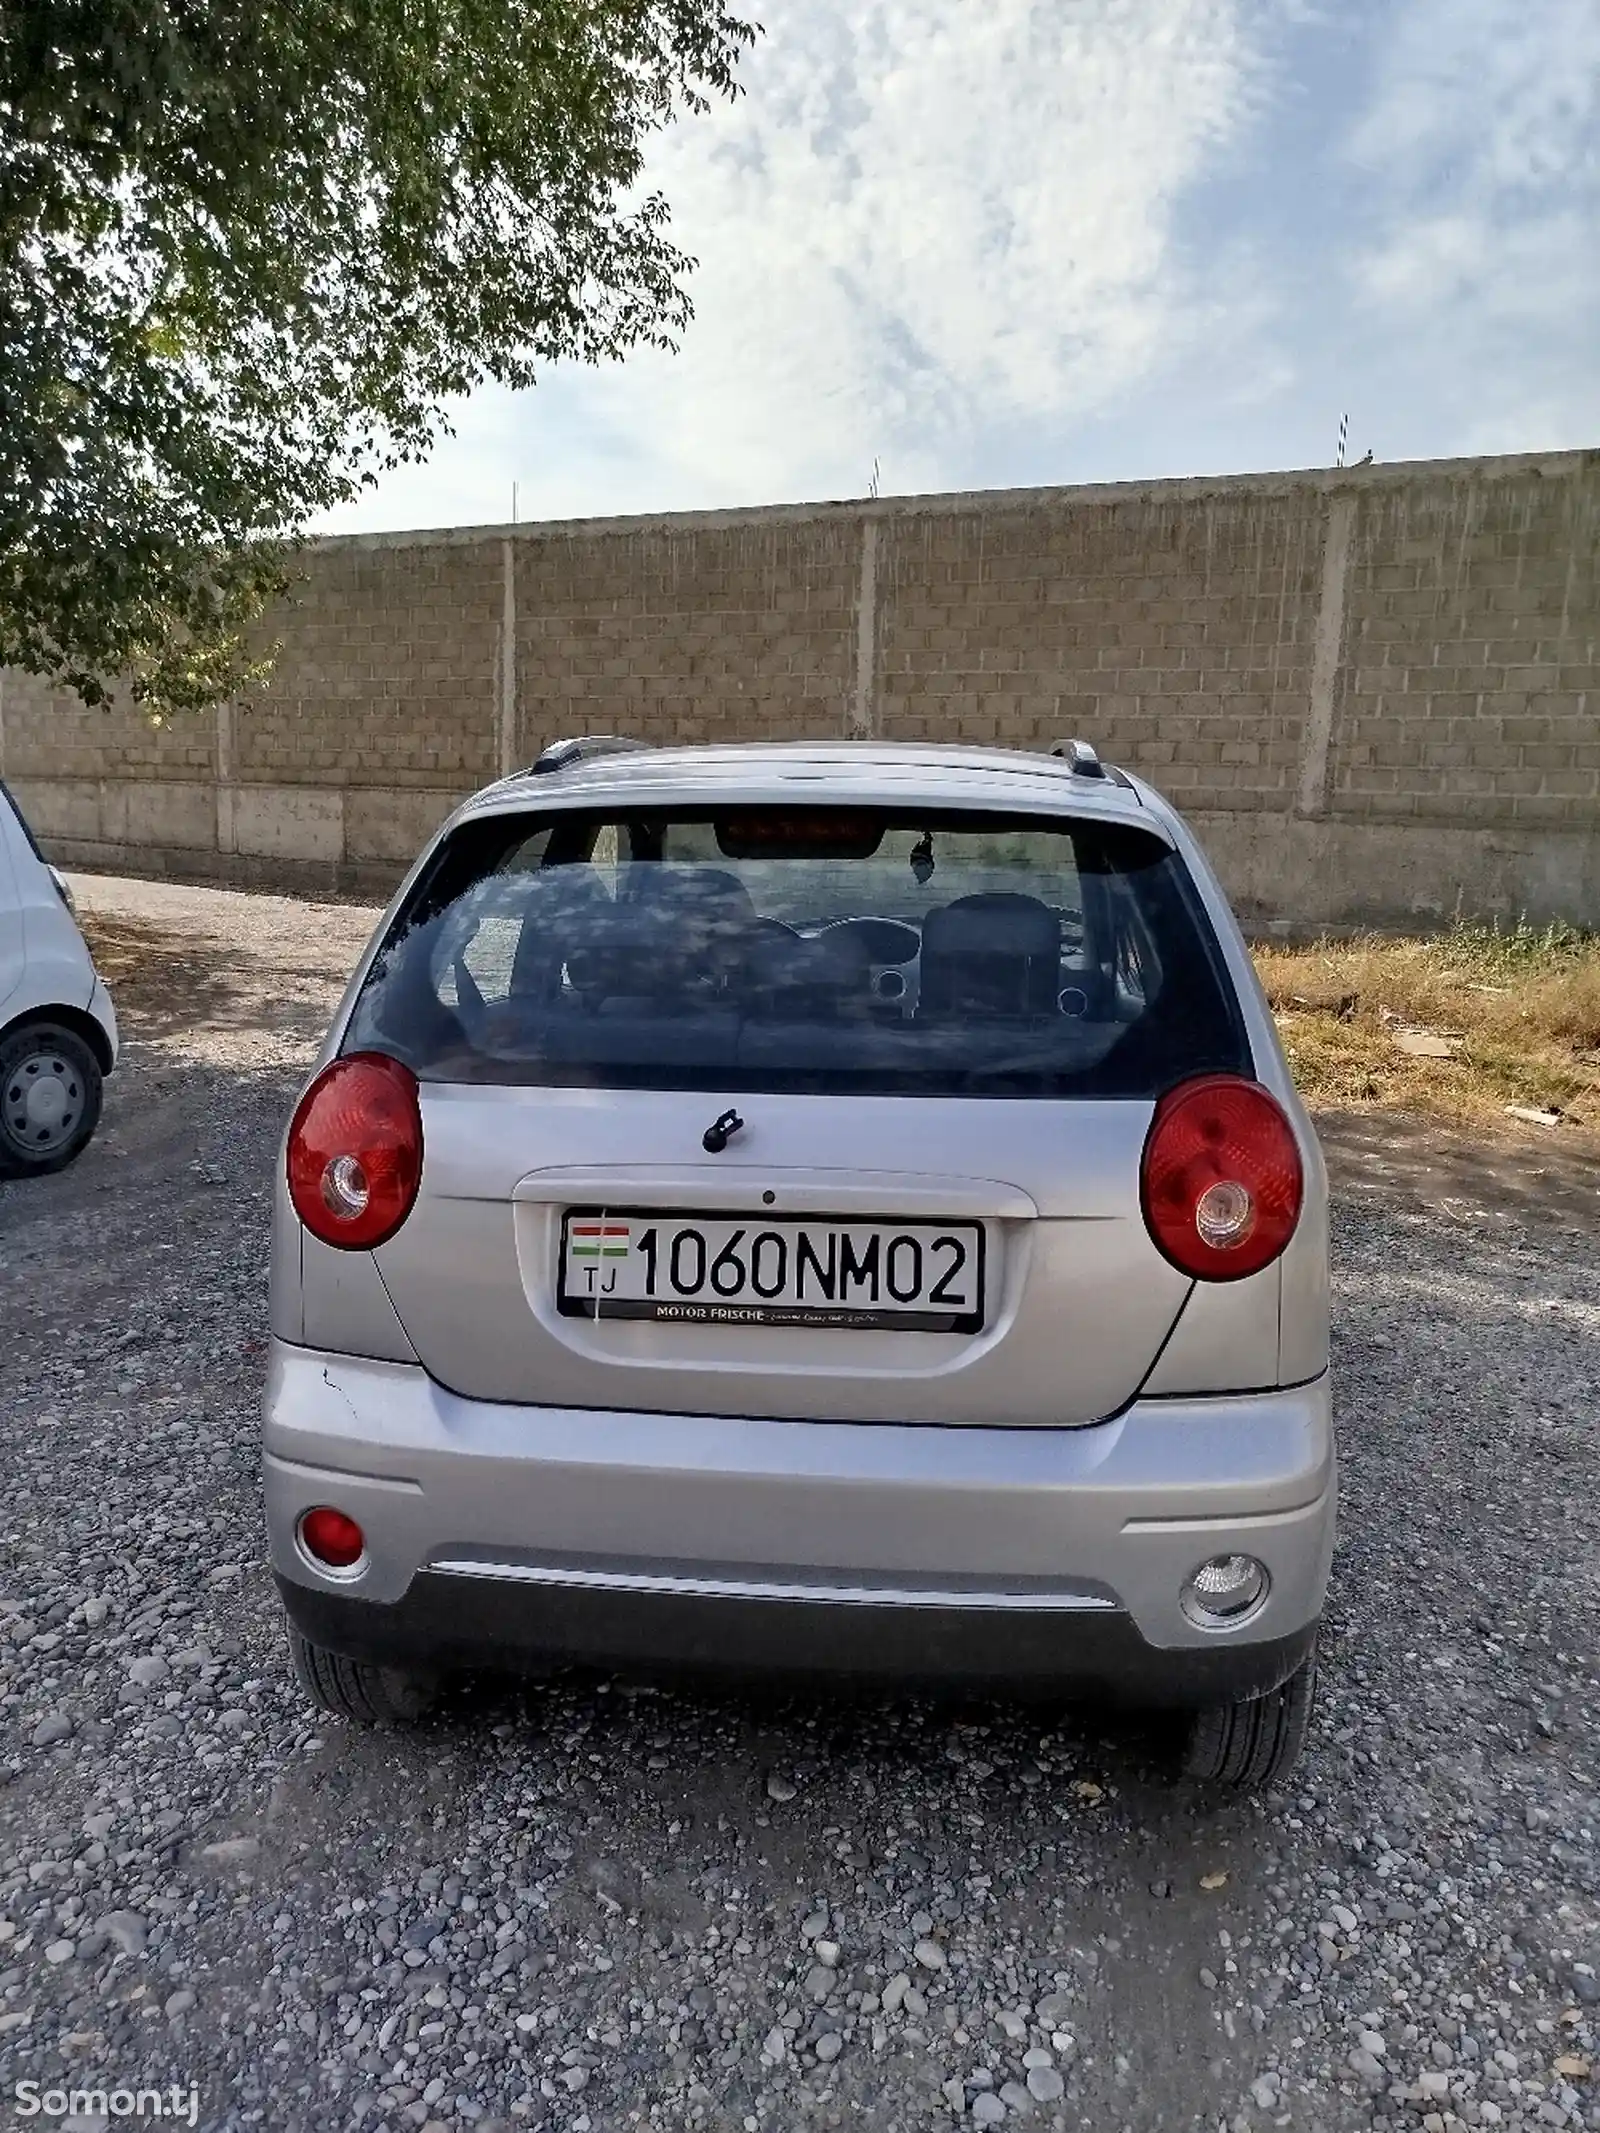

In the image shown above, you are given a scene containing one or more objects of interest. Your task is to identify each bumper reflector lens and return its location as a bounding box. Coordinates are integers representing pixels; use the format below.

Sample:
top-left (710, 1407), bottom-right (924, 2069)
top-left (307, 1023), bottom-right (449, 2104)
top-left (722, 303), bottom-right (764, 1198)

top-left (299, 1505), bottom-right (366, 1571)
top-left (1181, 1553), bottom-right (1267, 1625)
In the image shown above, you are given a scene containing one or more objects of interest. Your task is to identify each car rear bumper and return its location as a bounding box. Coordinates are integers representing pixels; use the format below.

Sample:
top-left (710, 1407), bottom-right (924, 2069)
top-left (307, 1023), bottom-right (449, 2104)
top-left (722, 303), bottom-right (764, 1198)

top-left (263, 1338), bottom-right (1334, 1704)
top-left (277, 1567), bottom-right (1319, 1706)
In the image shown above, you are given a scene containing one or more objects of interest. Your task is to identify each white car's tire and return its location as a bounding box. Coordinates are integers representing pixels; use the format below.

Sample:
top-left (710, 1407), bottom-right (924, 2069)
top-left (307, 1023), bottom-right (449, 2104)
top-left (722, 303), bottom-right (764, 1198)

top-left (0, 1020), bottom-right (103, 1178)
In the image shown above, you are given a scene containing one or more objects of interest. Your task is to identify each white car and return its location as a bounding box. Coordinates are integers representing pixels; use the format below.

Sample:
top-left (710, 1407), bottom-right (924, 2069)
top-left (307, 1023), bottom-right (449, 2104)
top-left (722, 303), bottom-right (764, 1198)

top-left (0, 778), bottom-right (119, 1178)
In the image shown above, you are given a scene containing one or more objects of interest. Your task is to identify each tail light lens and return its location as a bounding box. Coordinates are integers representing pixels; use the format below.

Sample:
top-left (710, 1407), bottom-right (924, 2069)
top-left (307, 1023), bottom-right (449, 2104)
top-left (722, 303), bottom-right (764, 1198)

top-left (1141, 1075), bottom-right (1303, 1282)
top-left (286, 1053), bottom-right (422, 1249)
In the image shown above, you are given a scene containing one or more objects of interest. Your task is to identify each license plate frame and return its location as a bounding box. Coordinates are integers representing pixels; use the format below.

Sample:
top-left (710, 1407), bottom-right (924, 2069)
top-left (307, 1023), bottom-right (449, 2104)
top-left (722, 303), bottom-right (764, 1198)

top-left (557, 1207), bottom-right (986, 1334)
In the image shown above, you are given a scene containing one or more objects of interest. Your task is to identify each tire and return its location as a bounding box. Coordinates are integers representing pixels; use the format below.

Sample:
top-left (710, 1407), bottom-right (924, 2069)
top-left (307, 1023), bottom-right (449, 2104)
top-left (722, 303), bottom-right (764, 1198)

top-left (287, 1624), bottom-right (438, 1728)
top-left (0, 1020), bottom-right (103, 1178)
top-left (1181, 1640), bottom-right (1318, 1791)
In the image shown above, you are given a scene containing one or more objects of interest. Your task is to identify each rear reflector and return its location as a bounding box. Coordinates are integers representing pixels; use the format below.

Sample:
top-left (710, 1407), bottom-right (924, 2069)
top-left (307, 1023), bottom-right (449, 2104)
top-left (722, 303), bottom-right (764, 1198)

top-left (287, 1053), bottom-right (423, 1250)
top-left (1141, 1075), bottom-right (1303, 1282)
top-left (298, 1505), bottom-right (366, 1570)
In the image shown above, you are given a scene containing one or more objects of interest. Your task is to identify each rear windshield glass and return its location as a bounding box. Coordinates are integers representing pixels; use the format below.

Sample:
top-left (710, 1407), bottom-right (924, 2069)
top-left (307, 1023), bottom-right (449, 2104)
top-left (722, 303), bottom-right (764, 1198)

top-left (344, 804), bottom-right (1248, 1097)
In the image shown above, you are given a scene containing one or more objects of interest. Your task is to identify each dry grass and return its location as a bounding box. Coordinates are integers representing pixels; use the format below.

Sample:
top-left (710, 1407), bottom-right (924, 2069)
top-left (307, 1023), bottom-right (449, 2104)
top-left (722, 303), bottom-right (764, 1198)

top-left (1251, 922), bottom-right (1600, 1135)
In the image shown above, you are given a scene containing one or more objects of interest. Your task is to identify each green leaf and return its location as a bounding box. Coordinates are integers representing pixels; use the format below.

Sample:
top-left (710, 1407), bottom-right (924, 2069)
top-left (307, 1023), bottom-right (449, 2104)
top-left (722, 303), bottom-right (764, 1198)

top-left (0, 0), bottom-right (758, 712)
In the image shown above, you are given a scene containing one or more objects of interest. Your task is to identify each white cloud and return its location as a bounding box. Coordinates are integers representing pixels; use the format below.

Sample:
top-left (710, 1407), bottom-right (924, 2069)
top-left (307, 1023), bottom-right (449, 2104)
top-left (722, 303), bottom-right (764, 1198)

top-left (317, 0), bottom-right (1600, 534)
top-left (1344, 0), bottom-right (1600, 447)
top-left (582, 0), bottom-right (1273, 500)
top-left (320, 0), bottom-right (1273, 529)
top-left (1349, 0), bottom-right (1599, 192)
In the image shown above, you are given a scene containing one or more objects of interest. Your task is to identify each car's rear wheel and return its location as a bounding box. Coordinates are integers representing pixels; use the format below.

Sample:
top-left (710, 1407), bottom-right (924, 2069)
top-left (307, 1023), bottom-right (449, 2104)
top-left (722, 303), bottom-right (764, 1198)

top-left (1181, 1638), bottom-right (1318, 1790)
top-left (287, 1625), bottom-right (438, 1727)
top-left (0, 1020), bottom-right (102, 1178)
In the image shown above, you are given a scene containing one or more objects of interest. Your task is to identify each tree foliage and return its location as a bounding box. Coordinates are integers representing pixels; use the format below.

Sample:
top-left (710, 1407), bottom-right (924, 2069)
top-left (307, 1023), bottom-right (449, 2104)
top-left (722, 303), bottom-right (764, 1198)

top-left (0, 0), bottom-right (755, 709)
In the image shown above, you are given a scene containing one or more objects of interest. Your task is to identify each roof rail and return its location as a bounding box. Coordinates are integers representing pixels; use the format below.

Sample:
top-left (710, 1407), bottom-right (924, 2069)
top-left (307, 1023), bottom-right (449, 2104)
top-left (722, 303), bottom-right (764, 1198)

top-left (524, 735), bottom-right (652, 777)
top-left (1050, 737), bottom-right (1107, 779)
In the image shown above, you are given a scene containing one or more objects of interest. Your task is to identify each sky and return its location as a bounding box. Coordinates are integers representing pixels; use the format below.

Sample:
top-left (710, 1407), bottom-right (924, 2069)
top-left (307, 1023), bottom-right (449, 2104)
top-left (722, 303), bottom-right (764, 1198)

top-left (317, 0), bottom-right (1600, 536)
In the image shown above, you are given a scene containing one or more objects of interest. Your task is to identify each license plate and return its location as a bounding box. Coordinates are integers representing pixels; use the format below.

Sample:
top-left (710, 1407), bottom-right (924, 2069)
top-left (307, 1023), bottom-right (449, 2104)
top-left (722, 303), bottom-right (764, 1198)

top-left (558, 1209), bottom-right (985, 1333)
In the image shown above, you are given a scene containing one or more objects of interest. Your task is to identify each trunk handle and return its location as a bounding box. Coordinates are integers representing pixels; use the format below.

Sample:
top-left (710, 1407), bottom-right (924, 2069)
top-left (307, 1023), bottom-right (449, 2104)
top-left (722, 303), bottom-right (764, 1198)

top-left (511, 1166), bottom-right (1038, 1221)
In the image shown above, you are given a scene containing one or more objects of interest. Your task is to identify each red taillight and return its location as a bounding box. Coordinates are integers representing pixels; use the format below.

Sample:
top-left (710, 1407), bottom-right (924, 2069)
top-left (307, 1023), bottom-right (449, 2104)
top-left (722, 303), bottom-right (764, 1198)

top-left (286, 1053), bottom-right (422, 1250)
top-left (299, 1505), bottom-right (366, 1569)
top-left (1140, 1075), bottom-right (1303, 1282)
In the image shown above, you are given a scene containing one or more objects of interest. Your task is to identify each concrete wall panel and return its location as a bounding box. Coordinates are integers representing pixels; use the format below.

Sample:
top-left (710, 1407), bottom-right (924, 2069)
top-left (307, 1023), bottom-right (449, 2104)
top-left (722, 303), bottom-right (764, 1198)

top-left (99, 780), bottom-right (216, 853)
top-left (231, 786), bottom-right (345, 863)
top-left (5, 778), bottom-right (104, 842)
top-left (343, 787), bottom-right (462, 865)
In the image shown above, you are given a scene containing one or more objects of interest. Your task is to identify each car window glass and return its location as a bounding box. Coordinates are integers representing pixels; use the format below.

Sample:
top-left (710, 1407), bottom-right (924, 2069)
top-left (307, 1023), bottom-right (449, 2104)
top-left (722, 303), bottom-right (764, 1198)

top-left (347, 804), bottom-right (1247, 1098)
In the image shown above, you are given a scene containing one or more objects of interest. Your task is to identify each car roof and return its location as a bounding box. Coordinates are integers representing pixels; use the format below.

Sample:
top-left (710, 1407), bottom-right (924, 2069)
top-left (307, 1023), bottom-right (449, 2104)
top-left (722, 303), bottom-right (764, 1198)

top-left (455, 741), bottom-right (1168, 833)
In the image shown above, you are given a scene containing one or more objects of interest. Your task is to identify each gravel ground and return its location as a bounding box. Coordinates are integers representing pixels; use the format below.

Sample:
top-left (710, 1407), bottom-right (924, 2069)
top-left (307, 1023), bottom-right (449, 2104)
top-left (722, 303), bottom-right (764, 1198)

top-left (0, 872), bottom-right (1595, 2133)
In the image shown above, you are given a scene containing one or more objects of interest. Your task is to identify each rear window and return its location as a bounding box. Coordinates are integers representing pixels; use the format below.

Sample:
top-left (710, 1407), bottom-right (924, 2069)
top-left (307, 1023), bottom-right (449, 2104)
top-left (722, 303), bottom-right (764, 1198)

top-left (344, 804), bottom-right (1249, 1098)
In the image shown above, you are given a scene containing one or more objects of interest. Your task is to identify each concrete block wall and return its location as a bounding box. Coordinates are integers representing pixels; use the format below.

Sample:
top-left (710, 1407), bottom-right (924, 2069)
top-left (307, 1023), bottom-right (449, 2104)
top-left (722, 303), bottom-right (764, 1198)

top-left (2, 448), bottom-right (1596, 925)
top-left (875, 493), bottom-right (1324, 809)
top-left (515, 515), bottom-right (861, 758)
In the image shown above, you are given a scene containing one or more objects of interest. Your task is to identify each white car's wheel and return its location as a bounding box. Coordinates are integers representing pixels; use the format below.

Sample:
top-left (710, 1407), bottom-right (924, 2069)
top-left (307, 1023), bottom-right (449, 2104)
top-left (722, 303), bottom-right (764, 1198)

top-left (0, 1021), bottom-right (103, 1178)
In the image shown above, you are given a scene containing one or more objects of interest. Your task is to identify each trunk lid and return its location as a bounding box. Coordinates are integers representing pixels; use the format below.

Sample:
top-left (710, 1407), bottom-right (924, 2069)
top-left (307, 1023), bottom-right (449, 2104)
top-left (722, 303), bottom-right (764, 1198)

top-left (374, 1085), bottom-right (1189, 1427)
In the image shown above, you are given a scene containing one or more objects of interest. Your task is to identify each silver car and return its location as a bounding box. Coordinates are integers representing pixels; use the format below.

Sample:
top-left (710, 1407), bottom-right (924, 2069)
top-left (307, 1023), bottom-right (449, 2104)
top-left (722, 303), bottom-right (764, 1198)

top-left (265, 738), bottom-right (1332, 1787)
